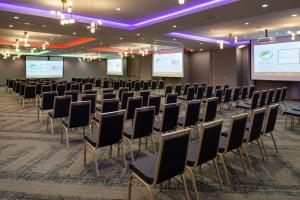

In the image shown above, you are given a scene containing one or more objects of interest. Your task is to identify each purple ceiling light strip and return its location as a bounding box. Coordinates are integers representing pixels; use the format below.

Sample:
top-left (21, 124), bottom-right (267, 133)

top-left (0, 0), bottom-right (239, 30)
top-left (166, 32), bottom-right (250, 46)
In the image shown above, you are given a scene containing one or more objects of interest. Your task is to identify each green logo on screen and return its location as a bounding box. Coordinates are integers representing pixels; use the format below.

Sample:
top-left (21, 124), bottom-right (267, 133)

top-left (260, 50), bottom-right (273, 60)
top-left (30, 64), bottom-right (38, 69)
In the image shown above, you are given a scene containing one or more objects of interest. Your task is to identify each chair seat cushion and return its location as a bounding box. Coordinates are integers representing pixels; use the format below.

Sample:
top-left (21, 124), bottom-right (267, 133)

top-left (84, 134), bottom-right (97, 147)
top-left (153, 120), bottom-right (161, 132)
top-left (129, 155), bottom-right (156, 184)
top-left (283, 109), bottom-right (300, 117)
top-left (236, 103), bottom-right (251, 110)
top-left (178, 116), bottom-right (185, 126)
top-left (124, 127), bottom-right (134, 138)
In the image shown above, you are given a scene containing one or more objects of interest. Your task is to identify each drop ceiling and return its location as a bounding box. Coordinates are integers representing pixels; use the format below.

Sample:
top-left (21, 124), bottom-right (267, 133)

top-left (0, 0), bottom-right (299, 56)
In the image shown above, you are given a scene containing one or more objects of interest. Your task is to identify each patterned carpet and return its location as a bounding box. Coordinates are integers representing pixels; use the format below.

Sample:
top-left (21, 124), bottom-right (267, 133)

top-left (0, 86), bottom-right (300, 199)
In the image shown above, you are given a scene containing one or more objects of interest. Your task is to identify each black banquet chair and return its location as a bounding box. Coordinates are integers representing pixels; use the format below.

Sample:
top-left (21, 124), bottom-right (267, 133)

top-left (65, 90), bottom-right (79, 102)
top-left (37, 91), bottom-right (57, 120)
top-left (22, 85), bottom-right (37, 108)
top-left (123, 106), bottom-right (156, 162)
top-left (128, 128), bottom-right (191, 200)
top-left (85, 110), bottom-right (126, 176)
top-left (47, 95), bottom-right (72, 135)
top-left (62, 101), bottom-right (91, 149)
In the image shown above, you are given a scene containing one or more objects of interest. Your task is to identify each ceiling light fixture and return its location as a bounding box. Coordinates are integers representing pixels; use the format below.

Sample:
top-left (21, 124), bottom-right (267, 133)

top-left (292, 14), bottom-right (298, 17)
top-left (13, 16), bottom-right (19, 19)
top-left (244, 22), bottom-right (249, 25)
top-left (219, 40), bottom-right (224, 49)
top-left (9, 24), bottom-right (13, 28)
top-left (234, 36), bottom-right (238, 43)
top-left (137, 33), bottom-right (140, 36)
top-left (116, 8), bottom-right (121, 11)
top-left (172, 25), bottom-right (177, 28)
top-left (50, 0), bottom-right (75, 25)
top-left (87, 20), bottom-right (102, 33)
top-left (73, 32), bottom-right (76, 35)
top-left (179, 0), bottom-right (185, 5)
top-left (261, 4), bottom-right (268, 8)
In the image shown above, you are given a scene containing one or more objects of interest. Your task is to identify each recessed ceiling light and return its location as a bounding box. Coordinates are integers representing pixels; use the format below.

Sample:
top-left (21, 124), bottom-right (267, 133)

top-left (200, 48), bottom-right (203, 51)
top-left (244, 22), bottom-right (250, 25)
top-left (179, 0), bottom-right (185, 5)
top-left (173, 38), bottom-right (176, 41)
top-left (116, 8), bottom-right (121, 11)
top-left (137, 33), bottom-right (140, 36)
top-left (57, 34), bottom-right (62, 36)
top-left (172, 25), bottom-right (177, 28)
top-left (99, 42), bottom-right (103, 45)
top-left (73, 32), bottom-right (76, 35)
top-left (119, 37), bottom-right (123, 40)
top-left (292, 14), bottom-right (298, 17)
top-left (9, 24), bottom-right (13, 28)
top-left (13, 16), bottom-right (19, 19)
top-left (42, 24), bottom-right (47, 27)
top-left (24, 22), bottom-right (31, 25)
top-left (262, 4), bottom-right (268, 8)
top-left (200, 42), bottom-right (203, 45)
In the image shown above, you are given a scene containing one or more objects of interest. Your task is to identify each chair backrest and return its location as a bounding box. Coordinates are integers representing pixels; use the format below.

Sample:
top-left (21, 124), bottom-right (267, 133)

top-left (113, 81), bottom-right (120, 90)
top-left (274, 88), bottom-right (282, 103)
top-left (103, 80), bottom-right (110, 88)
top-left (121, 91), bottom-right (134, 109)
top-left (134, 81), bottom-right (141, 91)
top-left (57, 84), bottom-right (66, 96)
top-left (65, 90), bottom-right (78, 102)
top-left (24, 85), bottom-right (36, 98)
top-left (15, 82), bottom-right (21, 93)
top-left (196, 86), bottom-right (205, 100)
top-left (206, 85), bottom-right (213, 98)
top-left (151, 80), bottom-right (157, 90)
top-left (247, 108), bottom-right (266, 143)
top-left (194, 120), bottom-right (223, 166)
top-left (154, 129), bottom-right (191, 185)
top-left (250, 91), bottom-right (260, 109)
top-left (160, 103), bottom-right (180, 133)
top-left (183, 100), bottom-right (201, 127)
top-left (126, 96), bottom-right (143, 119)
top-left (131, 106), bottom-right (155, 139)
top-left (232, 87), bottom-right (241, 101)
top-left (224, 113), bottom-right (248, 152)
top-left (51, 83), bottom-right (57, 91)
top-left (41, 91), bottom-right (57, 110)
top-left (174, 84), bottom-right (182, 96)
top-left (95, 79), bottom-right (101, 87)
top-left (223, 85), bottom-right (229, 95)
top-left (140, 90), bottom-right (150, 106)
top-left (266, 89), bottom-right (274, 105)
top-left (148, 95), bottom-right (161, 115)
top-left (42, 86), bottom-right (52, 94)
top-left (81, 94), bottom-right (97, 114)
top-left (281, 87), bottom-right (287, 102)
top-left (84, 83), bottom-right (93, 91)
top-left (89, 78), bottom-right (95, 84)
top-left (193, 83), bottom-right (199, 94)
top-left (240, 86), bottom-right (248, 100)
top-left (223, 88), bottom-right (232, 103)
top-left (20, 84), bottom-right (26, 95)
top-left (164, 85), bottom-right (173, 97)
top-left (103, 92), bottom-right (116, 100)
top-left (158, 80), bottom-right (164, 89)
top-left (263, 104), bottom-right (279, 134)
top-left (53, 95), bottom-right (72, 118)
top-left (96, 110), bottom-right (125, 148)
top-left (203, 97), bottom-right (218, 122)
top-left (186, 87), bottom-right (195, 101)
top-left (183, 84), bottom-right (191, 95)
top-left (102, 88), bottom-right (114, 94)
top-left (259, 90), bottom-right (267, 108)
top-left (248, 85), bottom-right (256, 98)
top-left (165, 93), bottom-right (177, 104)
top-left (70, 83), bottom-right (80, 92)
top-left (67, 101), bottom-right (91, 128)
top-left (76, 78), bottom-right (82, 83)
top-left (143, 81), bottom-right (149, 90)
top-left (36, 83), bottom-right (43, 95)
top-left (102, 98), bottom-right (119, 113)
top-left (215, 89), bottom-right (223, 104)
top-left (125, 82), bottom-right (132, 89)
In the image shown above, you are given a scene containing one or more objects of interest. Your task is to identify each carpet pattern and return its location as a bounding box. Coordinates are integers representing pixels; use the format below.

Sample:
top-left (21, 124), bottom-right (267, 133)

top-left (0, 87), bottom-right (300, 199)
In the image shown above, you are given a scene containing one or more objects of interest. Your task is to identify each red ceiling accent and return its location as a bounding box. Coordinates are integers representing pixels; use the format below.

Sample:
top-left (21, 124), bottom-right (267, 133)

top-left (0, 37), bottom-right (95, 49)
top-left (90, 47), bottom-right (153, 54)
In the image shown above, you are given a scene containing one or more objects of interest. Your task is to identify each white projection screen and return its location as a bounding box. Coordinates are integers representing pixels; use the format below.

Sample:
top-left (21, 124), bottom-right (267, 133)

top-left (251, 36), bottom-right (300, 81)
top-left (153, 48), bottom-right (184, 77)
top-left (107, 58), bottom-right (123, 75)
top-left (26, 56), bottom-right (64, 78)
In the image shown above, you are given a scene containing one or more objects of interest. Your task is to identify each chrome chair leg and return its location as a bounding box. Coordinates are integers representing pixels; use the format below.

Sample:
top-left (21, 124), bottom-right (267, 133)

top-left (238, 148), bottom-right (247, 175)
top-left (242, 144), bottom-right (253, 171)
top-left (213, 159), bottom-right (223, 189)
top-left (270, 131), bottom-right (279, 153)
top-left (181, 174), bottom-right (190, 200)
top-left (185, 167), bottom-right (199, 200)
